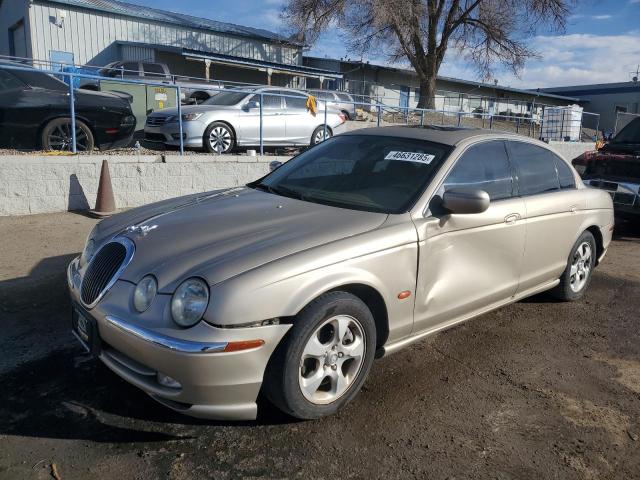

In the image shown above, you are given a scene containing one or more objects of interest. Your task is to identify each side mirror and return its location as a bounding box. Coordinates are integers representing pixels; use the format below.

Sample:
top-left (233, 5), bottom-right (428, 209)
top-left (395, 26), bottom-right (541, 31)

top-left (442, 188), bottom-right (490, 214)
top-left (244, 100), bottom-right (260, 110)
top-left (269, 161), bottom-right (282, 172)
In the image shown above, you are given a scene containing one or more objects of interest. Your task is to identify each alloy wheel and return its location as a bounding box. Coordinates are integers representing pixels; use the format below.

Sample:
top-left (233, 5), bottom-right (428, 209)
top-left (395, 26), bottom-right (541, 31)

top-left (314, 128), bottom-right (331, 144)
top-left (298, 315), bottom-right (366, 404)
top-left (569, 241), bottom-right (592, 292)
top-left (209, 125), bottom-right (232, 153)
top-left (48, 122), bottom-right (90, 151)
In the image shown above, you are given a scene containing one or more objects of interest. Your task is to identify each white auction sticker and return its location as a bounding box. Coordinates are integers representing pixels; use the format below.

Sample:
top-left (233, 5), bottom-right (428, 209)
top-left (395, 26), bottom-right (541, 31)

top-left (384, 151), bottom-right (435, 164)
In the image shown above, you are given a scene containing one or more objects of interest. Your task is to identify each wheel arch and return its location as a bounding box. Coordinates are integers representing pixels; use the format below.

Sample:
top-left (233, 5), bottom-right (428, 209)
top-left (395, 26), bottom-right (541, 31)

top-left (307, 283), bottom-right (389, 351)
top-left (585, 225), bottom-right (604, 265)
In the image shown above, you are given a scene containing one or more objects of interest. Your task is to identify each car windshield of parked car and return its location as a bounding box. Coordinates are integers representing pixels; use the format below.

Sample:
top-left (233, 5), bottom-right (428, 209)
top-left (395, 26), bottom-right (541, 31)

top-left (251, 135), bottom-right (451, 214)
top-left (611, 118), bottom-right (640, 144)
top-left (13, 69), bottom-right (67, 91)
top-left (203, 91), bottom-right (253, 106)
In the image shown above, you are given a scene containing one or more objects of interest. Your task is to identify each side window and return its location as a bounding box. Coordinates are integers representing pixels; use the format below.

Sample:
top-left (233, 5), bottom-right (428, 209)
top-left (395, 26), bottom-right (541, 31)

top-left (554, 156), bottom-right (576, 189)
top-left (0, 70), bottom-right (25, 90)
top-left (284, 92), bottom-right (308, 110)
top-left (142, 63), bottom-right (166, 77)
top-left (261, 90), bottom-right (283, 109)
top-left (443, 141), bottom-right (514, 201)
top-left (507, 142), bottom-right (560, 195)
top-left (121, 62), bottom-right (139, 75)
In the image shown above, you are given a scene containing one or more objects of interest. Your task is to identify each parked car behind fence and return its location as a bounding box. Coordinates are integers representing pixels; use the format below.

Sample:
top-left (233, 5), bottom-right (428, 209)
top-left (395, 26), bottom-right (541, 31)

top-left (144, 87), bottom-right (347, 153)
top-left (0, 61), bottom-right (136, 151)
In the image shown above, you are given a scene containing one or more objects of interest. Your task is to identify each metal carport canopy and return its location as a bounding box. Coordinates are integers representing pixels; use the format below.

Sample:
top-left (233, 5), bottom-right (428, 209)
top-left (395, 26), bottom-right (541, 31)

top-left (182, 50), bottom-right (343, 80)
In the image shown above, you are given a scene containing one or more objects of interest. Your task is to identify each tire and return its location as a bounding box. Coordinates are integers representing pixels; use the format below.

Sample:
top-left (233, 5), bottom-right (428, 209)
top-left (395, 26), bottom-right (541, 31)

top-left (551, 231), bottom-right (597, 301)
top-left (341, 110), bottom-right (351, 121)
top-left (310, 125), bottom-right (332, 146)
top-left (263, 291), bottom-right (376, 419)
top-left (203, 122), bottom-right (235, 154)
top-left (41, 118), bottom-right (94, 152)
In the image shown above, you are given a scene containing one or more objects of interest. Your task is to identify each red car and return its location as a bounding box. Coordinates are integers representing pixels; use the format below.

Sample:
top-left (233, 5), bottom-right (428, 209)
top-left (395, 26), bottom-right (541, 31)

top-left (573, 117), bottom-right (640, 221)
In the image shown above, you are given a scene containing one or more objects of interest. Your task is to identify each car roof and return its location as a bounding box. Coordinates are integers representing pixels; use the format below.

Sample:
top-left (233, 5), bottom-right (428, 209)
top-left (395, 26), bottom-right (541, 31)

top-left (341, 125), bottom-right (532, 147)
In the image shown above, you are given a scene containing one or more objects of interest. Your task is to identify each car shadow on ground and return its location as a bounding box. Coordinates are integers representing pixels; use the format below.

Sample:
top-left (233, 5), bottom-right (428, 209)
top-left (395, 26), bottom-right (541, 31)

top-left (0, 343), bottom-right (298, 444)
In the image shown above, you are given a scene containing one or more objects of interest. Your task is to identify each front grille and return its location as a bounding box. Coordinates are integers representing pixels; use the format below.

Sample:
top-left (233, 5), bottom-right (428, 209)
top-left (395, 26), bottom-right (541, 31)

top-left (80, 238), bottom-right (133, 307)
top-left (144, 132), bottom-right (166, 142)
top-left (146, 115), bottom-right (169, 126)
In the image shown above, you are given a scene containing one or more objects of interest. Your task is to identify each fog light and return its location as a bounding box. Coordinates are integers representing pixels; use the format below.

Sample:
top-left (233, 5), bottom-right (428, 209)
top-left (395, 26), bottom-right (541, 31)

top-left (157, 372), bottom-right (182, 389)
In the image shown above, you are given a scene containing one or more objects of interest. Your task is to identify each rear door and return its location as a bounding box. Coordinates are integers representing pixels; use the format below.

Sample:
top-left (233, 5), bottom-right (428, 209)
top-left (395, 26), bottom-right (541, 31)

top-left (506, 140), bottom-right (586, 293)
top-left (413, 140), bottom-right (526, 333)
top-left (283, 91), bottom-right (314, 145)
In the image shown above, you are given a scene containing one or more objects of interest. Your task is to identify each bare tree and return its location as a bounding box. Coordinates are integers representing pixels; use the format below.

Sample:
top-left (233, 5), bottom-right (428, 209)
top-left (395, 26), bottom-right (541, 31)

top-left (284, 0), bottom-right (574, 108)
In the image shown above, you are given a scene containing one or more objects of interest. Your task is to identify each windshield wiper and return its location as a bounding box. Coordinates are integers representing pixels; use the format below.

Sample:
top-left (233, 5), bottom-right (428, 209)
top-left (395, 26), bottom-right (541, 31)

top-left (252, 182), bottom-right (306, 201)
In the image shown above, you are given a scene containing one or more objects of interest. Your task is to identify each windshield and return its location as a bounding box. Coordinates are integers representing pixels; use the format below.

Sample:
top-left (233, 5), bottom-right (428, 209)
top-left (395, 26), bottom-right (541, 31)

top-left (203, 90), bottom-right (253, 106)
top-left (251, 135), bottom-right (451, 213)
top-left (611, 117), bottom-right (640, 144)
top-left (13, 69), bottom-right (68, 91)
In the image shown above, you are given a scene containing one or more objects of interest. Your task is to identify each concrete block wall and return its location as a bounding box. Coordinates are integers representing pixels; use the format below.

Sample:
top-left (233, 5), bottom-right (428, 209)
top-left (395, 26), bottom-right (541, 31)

top-left (0, 155), bottom-right (289, 216)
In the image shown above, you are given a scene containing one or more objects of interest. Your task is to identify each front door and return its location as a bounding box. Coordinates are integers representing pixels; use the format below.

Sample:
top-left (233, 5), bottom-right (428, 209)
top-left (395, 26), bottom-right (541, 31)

top-left (412, 140), bottom-right (526, 334)
top-left (238, 91), bottom-right (287, 146)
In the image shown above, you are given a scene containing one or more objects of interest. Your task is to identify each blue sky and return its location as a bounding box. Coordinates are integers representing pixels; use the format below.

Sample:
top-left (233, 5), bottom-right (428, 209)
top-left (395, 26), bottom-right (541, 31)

top-left (124, 0), bottom-right (640, 88)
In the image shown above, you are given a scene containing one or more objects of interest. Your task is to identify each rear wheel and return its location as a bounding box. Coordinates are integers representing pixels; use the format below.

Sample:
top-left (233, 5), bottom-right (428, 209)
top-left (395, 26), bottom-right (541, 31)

top-left (310, 125), bottom-right (332, 146)
top-left (203, 122), bottom-right (235, 154)
top-left (41, 118), bottom-right (94, 152)
top-left (263, 291), bottom-right (376, 419)
top-left (552, 231), bottom-right (596, 301)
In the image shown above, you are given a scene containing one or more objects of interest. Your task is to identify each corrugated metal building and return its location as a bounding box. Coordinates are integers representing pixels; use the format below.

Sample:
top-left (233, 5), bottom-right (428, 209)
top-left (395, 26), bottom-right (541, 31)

top-left (0, 0), bottom-right (341, 86)
top-left (540, 81), bottom-right (640, 133)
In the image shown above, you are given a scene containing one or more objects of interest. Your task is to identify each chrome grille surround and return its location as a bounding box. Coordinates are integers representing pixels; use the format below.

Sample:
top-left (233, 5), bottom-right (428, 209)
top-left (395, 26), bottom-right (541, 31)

top-left (80, 237), bottom-right (135, 309)
top-left (146, 115), bottom-right (170, 126)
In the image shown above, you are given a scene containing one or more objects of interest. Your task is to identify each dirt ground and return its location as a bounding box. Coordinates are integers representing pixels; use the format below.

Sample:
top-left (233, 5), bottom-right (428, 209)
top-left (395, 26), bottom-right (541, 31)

top-left (0, 212), bottom-right (639, 480)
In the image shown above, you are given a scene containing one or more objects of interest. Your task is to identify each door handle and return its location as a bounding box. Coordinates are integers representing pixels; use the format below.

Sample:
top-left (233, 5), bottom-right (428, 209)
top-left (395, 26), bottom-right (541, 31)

top-left (504, 213), bottom-right (521, 224)
top-left (569, 205), bottom-right (578, 213)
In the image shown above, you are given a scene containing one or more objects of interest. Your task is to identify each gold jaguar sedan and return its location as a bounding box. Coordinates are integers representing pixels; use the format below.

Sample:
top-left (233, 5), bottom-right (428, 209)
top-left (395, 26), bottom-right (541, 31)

top-left (68, 126), bottom-right (614, 421)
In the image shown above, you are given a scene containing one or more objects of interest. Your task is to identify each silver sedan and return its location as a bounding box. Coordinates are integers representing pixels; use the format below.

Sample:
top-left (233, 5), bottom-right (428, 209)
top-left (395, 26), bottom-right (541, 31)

top-left (68, 127), bottom-right (613, 421)
top-left (144, 87), bottom-right (347, 153)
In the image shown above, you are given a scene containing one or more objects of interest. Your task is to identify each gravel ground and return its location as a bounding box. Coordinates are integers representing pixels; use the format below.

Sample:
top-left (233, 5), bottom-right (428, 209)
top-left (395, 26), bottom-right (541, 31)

top-left (0, 212), bottom-right (639, 480)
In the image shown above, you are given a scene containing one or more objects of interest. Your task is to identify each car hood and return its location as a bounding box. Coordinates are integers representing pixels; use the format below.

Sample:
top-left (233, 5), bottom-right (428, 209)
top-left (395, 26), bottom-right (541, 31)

top-left (95, 188), bottom-right (387, 291)
top-left (574, 149), bottom-right (640, 182)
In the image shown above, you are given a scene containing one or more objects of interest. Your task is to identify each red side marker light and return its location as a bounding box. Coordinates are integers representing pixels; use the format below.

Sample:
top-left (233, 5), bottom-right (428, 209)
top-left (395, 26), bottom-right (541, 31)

top-left (224, 339), bottom-right (265, 352)
top-left (397, 291), bottom-right (412, 300)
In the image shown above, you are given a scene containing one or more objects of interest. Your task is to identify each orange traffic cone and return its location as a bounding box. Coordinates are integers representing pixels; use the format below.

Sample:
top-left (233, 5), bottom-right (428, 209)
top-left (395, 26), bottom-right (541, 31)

top-left (90, 160), bottom-right (116, 218)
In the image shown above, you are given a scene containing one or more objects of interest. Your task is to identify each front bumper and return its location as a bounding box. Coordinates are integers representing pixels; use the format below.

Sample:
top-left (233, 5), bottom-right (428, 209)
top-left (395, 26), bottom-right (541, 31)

top-left (144, 121), bottom-right (206, 148)
top-left (67, 257), bottom-right (291, 420)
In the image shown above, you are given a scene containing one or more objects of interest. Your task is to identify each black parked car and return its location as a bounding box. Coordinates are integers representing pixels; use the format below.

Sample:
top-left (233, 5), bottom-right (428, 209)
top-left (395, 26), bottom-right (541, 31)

top-left (0, 62), bottom-right (136, 151)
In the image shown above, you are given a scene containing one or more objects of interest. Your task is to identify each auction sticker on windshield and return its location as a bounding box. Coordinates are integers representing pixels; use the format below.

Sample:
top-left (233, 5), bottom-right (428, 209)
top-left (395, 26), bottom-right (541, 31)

top-left (385, 151), bottom-right (436, 164)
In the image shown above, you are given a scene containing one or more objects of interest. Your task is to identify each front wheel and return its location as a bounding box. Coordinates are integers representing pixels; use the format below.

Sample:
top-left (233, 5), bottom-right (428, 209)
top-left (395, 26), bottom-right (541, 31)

top-left (41, 118), bottom-right (94, 152)
top-left (552, 231), bottom-right (596, 301)
top-left (203, 122), bottom-right (235, 153)
top-left (263, 291), bottom-right (376, 419)
top-left (310, 125), bottom-right (332, 146)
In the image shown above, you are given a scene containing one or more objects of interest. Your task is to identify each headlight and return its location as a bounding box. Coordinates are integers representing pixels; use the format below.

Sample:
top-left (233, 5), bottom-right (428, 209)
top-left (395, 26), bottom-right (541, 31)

top-left (171, 278), bottom-right (209, 327)
top-left (120, 114), bottom-right (136, 126)
top-left (182, 112), bottom-right (203, 121)
top-left (133, 275), bottom-right (157, 312)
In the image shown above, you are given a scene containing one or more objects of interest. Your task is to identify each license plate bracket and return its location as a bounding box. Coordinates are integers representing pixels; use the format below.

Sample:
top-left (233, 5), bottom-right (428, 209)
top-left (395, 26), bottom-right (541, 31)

top-left (71, 307), bottom-right (100, 355)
